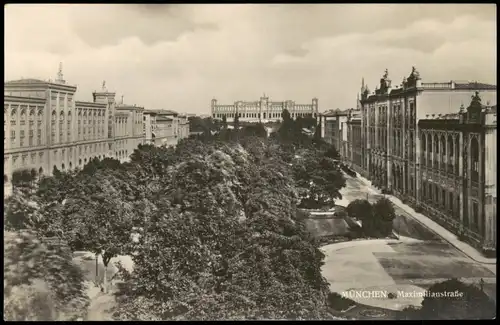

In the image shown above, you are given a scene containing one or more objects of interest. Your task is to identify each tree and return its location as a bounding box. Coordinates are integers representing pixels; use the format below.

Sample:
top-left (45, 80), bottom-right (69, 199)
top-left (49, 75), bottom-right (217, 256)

top-left (112, 140), bottom-right (334, 320)
top-left (4, 231), bottom-right (89, 320)
top-left (302, 115), bottom-right (317, 129)
top-left (222, 115), bottom-right (228, 130)
top-left (346, 199), bottom-right (372, 221)
top-left (345, 198), bottom-right (395, 238)
top-left (240, 123), bottom-right (267, 139)
top-left (293, 152), bottom-right (346, 209)
top-left (401, 278), bottom-right (495, 320)
top-left (33, 166), bottom-right (140, 292)
top-left (313, 120), bottom-right (322, 142)
top-left (11, 169), bottom-right (37, 192)
top-left (4, 188), bottom-right (41, 231)
top-left (323, 145), bottom-right (340, 160)
top-left (371, 197), bottom-right (396, 237)
top-left (234, 114), bottom-right (240, 130)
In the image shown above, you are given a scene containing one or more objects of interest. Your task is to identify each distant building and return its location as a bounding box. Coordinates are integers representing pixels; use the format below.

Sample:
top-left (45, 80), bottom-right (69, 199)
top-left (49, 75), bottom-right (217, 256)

top-left (211, 94), bottom-right (319, 123)
top-left (318, 108), bottom-right (360, 160)
top-left (142, 110), bottom-right (189, 147)
top-left (344, 66), bottom-right (497, 252)
top-left (113, 103), bottom-right (145, 162)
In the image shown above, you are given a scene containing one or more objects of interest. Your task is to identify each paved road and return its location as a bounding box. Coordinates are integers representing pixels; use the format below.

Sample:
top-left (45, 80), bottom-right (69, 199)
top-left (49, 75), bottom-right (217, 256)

top-left (324, 175), bottom-right (497, 311)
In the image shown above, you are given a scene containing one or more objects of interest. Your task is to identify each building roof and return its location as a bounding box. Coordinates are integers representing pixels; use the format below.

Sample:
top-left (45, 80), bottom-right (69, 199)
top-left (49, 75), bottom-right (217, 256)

top-left (5, 78), bottom-right (77, 89)
top-left (454, 82), bottom-right (496, 90)
top-left (144, 109), bottom-right (178, 116)
top-left (389, 88), bottom-right (404, 95)
top-left (156, 116), bottom-right (174, 122)
top-left (322, 108), bottom-right (353, 117)
top-left (5, 78), bottom-right (46, 84)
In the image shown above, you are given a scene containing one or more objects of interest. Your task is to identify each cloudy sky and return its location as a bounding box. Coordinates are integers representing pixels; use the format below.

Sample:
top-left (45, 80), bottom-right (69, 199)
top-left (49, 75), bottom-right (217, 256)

top-left (4, 4), bottom-right (496, 114)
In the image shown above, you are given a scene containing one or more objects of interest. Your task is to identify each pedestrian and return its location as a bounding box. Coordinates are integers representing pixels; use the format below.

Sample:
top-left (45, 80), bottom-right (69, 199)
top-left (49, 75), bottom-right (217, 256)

top-left (480, 278), bottom-right (485, 292)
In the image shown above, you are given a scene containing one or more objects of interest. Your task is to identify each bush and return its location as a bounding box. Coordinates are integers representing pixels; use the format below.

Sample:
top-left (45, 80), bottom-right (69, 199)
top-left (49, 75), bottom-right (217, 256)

top-left (327, 292), bottom-right (356, 311)
top-left (414, 205), bottom-right (423, 213)
top-left (413, 278), bottom-right (495, 320)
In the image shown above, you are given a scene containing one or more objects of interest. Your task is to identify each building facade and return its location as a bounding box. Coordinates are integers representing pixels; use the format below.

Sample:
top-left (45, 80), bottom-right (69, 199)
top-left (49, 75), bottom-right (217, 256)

top-left (347, 67), bottom-right (497, 252)
top-left (319, 108), bottom-right (360, 160)
top-left (143, 110), bottom-right (190, 147)
top-left (112, 104), bottom-right (145, 162)
top-left (417, 96), bottom-right (497, 253)
top-left (3, 68), bottom-right (146, 190)
top-left (211, 95), bottom-right (319, 123)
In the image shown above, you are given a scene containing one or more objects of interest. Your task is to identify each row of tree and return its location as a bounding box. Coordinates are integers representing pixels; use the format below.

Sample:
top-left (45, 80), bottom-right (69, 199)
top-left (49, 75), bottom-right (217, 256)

top-left (4, 110), bottom-right (348, 320)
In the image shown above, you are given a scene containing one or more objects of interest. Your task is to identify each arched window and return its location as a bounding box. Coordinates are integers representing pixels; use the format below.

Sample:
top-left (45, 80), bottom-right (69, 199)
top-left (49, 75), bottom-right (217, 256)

top-left (440, 135), bottom-right (446, 169)
top-left (409, 132), bottom-right (414, 160)
top-left (421, 133), bottom-right (426, 165)
top-left (447, 135), bottom-right (454, 174)
top-left (69, 162), bottom-right (72, 169)
top-left (4, 174), bottom-right (8, 183)
top-left (449, 192), bottom-right (454, 214)
top-left (39, 167), bottom-right (43, 175)
top-left (433, 134), bottom-right (439, 168)
top-left (427, 133), bottom-right (432, 153)
top-left (79, 159), bottom-right (82, 166)
top-left (470, 137), bottom-right (479, 182)
top-left (62, 163), bottom-right (65, 170)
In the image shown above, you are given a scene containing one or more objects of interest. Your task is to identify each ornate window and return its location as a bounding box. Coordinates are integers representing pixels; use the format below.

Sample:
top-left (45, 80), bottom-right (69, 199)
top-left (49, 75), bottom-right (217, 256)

top-left (470, 137), bottom-right (479, 183)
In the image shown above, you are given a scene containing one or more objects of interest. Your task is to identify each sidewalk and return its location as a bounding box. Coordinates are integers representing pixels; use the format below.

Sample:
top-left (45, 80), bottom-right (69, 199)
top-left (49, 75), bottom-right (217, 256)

top-left (355, 174), bottom-right (497, 265)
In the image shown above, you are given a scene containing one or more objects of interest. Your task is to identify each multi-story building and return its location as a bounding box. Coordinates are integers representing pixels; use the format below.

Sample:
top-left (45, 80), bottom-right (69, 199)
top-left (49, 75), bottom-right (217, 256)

top-left (211, 94), bottom-right (319, 123)
top-left (346, 111), bottom-right (363, 169)
top-left (417, 96), bottom-right (496, 253)
top-left (3, 66), bottom-right (145, 190)
top-left (319, 108), bottom-right (360, 160)
top-left (143, 110), bottom-right (190, 147)
top-left (113, 103), bottom-right (145, 162)
top-left (348, 67), bottom-right (497, 253)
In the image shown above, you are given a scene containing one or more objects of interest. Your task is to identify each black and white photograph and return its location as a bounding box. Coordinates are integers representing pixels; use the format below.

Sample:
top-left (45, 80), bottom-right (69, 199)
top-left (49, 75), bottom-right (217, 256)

top-left (3, 3), bottom-right (496, 321)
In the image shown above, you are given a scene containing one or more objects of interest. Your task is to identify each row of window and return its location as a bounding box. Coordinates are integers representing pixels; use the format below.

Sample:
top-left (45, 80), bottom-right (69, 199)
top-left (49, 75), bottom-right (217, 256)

top-left (421, 182), bottom-right (481, 232)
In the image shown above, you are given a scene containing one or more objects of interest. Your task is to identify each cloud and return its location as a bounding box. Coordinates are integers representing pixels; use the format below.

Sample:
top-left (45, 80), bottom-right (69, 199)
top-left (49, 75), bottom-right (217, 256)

top-left (4, 4), bottom-right (497, 114)
top-left (68, 4), bottom-right (218, 48)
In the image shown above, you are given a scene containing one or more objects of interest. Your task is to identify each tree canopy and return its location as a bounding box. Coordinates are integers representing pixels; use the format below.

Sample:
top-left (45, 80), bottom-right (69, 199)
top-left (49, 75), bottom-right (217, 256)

top-left (401, 278), bottom-right (495, 320)
top-left (4, 231), bottom-right (89, 321)
top-left (346, 198), bottom-right (395, 238)
top-left (5, 111), bottom-right (348, 320)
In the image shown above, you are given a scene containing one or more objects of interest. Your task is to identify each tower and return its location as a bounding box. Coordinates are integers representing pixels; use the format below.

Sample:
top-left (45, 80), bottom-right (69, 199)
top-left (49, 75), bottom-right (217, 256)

top-left (312, 98), bottom-right (319, 115)
top-left (55, 62), bottom-right (65, 84)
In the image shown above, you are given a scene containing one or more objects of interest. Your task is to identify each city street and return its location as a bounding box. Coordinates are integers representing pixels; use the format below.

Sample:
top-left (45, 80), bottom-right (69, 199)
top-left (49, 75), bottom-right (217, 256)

top-left (321, 174), bottom-right (496, 313)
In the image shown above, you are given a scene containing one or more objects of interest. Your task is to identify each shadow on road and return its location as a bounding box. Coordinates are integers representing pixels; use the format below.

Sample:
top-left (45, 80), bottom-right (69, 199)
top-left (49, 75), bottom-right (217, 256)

top-left (393, 214), bottom-right (441, 242)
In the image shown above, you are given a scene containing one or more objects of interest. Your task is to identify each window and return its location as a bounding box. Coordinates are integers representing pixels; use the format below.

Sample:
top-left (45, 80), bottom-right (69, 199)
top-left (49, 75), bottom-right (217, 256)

top-left (449, 192), bottom-right (454, 214)
top-left (472, 201), bottom-right (479, 231)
